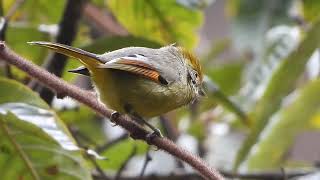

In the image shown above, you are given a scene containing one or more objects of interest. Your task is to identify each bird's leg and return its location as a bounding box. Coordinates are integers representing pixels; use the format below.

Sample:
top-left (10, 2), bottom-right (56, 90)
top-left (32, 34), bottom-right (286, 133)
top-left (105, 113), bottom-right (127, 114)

top-left (110, 111), bottom-right (120, 126)
top-left (124, 104), bottom-right (163, 141)
top-left (130, 113), bottom-right (163, 142)
top-left (133, 115), bottom-right (163, 138)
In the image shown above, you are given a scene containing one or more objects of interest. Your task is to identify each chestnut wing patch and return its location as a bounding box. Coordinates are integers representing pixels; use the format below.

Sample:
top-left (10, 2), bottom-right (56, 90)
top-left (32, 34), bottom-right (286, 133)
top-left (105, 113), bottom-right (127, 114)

top-left (97, 55), bottom-right (168, 85)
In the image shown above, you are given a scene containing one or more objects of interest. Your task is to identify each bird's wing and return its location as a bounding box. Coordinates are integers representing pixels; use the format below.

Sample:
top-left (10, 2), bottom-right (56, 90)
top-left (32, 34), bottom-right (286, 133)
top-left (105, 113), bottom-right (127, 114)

top-left (97, 54), bottom-right (168, 85)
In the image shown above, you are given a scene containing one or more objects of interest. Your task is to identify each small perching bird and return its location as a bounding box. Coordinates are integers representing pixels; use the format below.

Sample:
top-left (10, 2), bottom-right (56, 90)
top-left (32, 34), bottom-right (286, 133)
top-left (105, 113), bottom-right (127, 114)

top-left (29, 42), bottom-right (204, 138)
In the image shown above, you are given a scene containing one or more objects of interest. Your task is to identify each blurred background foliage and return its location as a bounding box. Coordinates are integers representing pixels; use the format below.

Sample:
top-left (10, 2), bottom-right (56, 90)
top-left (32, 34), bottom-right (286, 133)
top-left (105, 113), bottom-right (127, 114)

top-left (1, 0), bottom-right (320, 179)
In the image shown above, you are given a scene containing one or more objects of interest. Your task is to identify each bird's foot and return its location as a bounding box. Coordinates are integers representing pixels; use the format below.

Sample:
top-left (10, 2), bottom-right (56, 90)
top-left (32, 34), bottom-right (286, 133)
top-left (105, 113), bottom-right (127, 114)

top-left (146, 128), bottom-right (163, 145)
top-left (110, 111), bottom-right (120, 126)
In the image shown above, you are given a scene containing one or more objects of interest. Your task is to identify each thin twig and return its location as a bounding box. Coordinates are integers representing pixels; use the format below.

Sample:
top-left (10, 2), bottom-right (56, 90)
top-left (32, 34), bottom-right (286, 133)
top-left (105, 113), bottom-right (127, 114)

top-left (115, 145), bottom-right (138, 180)
top-left (69, 125), bottom-right (98, 146)
top-left (0, 0), bottom-right (11, 78)
top-left (88, 156), bottom-right (111, 180)
top-left (0, 116), bottom-right (40, 180)
top-left (83, 3), bottom-right (128, 36)
top-left (281, 167), bottom-right (287, 180)
top-left (3, 62), bottom-right (12, 78)
top-left (93, 172), bottom-right (202, 180)
top-left (95, 133), bottom-right (129, 154)
top-left (139, 146), bottom-right (152, 178)
top-left (221, 169), bottom-right (312, 180)
top-left (30, 0), bottom-right (85, 104)
top-left (69, 124), bottom-right (110, 180)
top-left (159, 116), bottom-right (179, 141)
top-left (0, 42), bottom-right (224, 180)
top-left (93, 169), bottom-right (314, 180)
top-left (159, 116), bottom-right (185, 169)
top-left (0, 17), bottom-right (12, 78)
top-left (0, 16), bottom-right (6, 40)
top-left (201, 38), bottom-right (231, 66)
top-left (4, 0), bottom-right (25, 20)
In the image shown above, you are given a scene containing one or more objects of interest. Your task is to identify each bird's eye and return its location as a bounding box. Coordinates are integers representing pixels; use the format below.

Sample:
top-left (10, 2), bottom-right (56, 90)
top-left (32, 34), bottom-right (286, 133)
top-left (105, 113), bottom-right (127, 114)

top-left (195, 72), bottom-right (198, 78)
top-left (187, 73), bottom-right (194, 83)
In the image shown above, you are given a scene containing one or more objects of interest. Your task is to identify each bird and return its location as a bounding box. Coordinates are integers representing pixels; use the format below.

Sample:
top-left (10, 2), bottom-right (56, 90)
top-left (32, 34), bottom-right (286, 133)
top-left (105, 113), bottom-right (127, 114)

top-left (29, 41), bottom-right (204, 138)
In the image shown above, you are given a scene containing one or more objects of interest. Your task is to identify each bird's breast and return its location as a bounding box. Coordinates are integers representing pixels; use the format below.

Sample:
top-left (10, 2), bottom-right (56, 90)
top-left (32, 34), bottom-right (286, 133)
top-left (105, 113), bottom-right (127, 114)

top-left (91, 68), bottom-right (193, 118)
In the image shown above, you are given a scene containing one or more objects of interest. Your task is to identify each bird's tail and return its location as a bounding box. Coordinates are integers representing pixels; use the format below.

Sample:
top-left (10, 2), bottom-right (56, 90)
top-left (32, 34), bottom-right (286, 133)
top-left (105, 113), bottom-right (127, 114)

top-left (28, 41), bottom-right (102, 68)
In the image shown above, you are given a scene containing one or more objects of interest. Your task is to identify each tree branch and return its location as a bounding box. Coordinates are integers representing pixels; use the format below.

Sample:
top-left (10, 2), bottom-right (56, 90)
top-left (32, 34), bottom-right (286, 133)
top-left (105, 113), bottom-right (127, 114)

top-left (0, 42), bottom-right (224, 180)
top-left (83, 3), bottom-right (128, 36)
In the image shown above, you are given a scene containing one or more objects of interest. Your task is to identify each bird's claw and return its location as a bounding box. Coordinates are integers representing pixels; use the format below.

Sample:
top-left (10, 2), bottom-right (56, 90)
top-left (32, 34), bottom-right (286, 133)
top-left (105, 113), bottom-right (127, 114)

top-left (146, 129), bottom-right (163, 146)
top-left (110, 111), bottom-right (120, 126)
top-left (153, 129), bottom-right (163, 138)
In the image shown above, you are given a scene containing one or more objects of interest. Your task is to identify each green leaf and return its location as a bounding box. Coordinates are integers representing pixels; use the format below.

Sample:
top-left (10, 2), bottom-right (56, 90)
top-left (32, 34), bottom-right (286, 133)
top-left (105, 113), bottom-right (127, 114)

top-left (6, 26), bottom-right (49, 64)
top-left (206, 62), bottom-right (244, 95)
top-left (0, 78), bottom-right (48, 108)
top-left (187, 120), bottom-right (205, 140)
top-left (107, 0), bottom-right (203, 48)
top-left (6, 25), bottom-right (50, 79)
top-left (0, 78), bottom-right (92, 179)
top-left (302, 0), bottom-right (320, 22)
top-left (238, 79), bottom-right (320, 170)
top-left (81, 36), bottom-right (162, 53)
top-left (91, 0), bottom-right (105, 7)
top-left (98, 138), bottom-right (148, 170)
top-left (238, 26), bottom-right (300, 111)
top-left (19, 0), bottom-right (64, 24)
top-left (201, 38), bottom-right (231, 65)
top-left (0, 112), bottom-right (91, 180)
top-left (58, 105), bottom-right (106, 147)
top-left (228, 0), bottom-right (292, 53)
top-left (2, 0), bottom-right (15, 15)
top-left (234, 16), bottom-right (320, 170)
top-left (202, 77), bottom-right (248, 124)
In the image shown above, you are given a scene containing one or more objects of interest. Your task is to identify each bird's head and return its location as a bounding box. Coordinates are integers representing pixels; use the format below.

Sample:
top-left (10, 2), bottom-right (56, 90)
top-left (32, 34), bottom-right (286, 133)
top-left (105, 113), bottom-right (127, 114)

top-left (178, 47), bottom-right (205, 98)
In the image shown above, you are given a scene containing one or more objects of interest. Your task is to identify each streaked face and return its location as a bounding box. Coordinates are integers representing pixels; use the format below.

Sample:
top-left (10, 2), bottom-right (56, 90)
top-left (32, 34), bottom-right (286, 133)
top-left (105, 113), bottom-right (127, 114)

top-left (186, 64), bottom-right (205, 99)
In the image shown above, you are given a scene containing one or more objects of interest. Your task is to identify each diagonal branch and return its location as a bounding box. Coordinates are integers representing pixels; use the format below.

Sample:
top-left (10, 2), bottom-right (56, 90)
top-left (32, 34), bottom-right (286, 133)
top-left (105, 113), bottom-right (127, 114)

top-left (0, 42), bottom-right (224, 180)
top-left (83, 3), bottom-right (128, 36)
